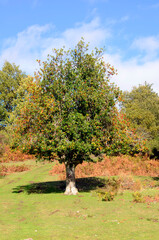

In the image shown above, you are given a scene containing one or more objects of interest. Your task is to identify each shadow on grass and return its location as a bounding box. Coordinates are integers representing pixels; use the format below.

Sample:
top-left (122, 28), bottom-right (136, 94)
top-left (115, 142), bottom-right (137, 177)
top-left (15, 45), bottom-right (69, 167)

top-left (153, 177), bottom-right (159, 181)
top-left (12, 177), bottom-right (107, 194)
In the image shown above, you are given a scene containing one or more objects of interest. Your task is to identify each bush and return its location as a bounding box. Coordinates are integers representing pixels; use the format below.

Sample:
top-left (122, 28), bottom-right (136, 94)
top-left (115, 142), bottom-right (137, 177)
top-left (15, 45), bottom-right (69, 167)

top-left (119, 175), bottom-right (142, 191)
top-left (0, 164), bottom-right (30, 176)
top-left (105, 177), bottom-right (121, 192)
top-left (144, 194), bottom-right (159, 203)
top-left (132, 192), bottom-right (159, 204)
top-left (132, 192), bottom-right (145, 203)
top-left (50, 155), bottom-right (159, 180)
top-left (97, 191), bottom-right (115, 201)
top-left (95, 177), bottom-right (120, 201)
top-left (0, 145), bottom-right (34, 163)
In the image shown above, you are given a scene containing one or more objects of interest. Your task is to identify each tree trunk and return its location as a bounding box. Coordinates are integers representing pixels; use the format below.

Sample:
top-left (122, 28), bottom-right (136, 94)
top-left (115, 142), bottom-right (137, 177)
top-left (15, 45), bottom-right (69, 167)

top-left (64, 163), bottom-right (78, 195)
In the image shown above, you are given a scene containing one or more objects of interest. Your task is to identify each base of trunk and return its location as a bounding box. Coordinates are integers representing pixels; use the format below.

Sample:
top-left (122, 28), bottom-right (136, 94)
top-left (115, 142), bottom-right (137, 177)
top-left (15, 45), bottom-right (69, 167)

top-left (64, 181), bottom-right (78, 195)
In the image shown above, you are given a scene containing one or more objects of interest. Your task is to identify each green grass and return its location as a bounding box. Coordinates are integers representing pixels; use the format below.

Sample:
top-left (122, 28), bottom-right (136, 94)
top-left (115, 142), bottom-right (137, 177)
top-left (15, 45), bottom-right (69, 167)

top-left (0, 160), bottom-right (159, 240)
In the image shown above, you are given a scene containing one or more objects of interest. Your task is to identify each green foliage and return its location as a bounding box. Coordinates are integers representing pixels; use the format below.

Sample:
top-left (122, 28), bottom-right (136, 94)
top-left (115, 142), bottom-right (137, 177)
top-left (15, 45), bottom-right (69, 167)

top-left (98, 191), bottom-right (115, 201)
top-left (121, 82), bottom-right (159, 157)
top-left (0, 134), bottom-right (5, 156)
top-left (0, 129), bottom-right (10, 156)
top-left (146, 137), bottom-right (159, 159)
top-left (96, 177), bottom-right (120, 201)
top-left (105, 111), bottom-right (147, 155)
top-left (105, 177), bottom-right (121, 192)
top-left (10, 40), bottom-right (120, 162)
top-left (10, 40), bottom-right (146, 169)
top-left (132, 192), bottom-right (145, 203)
top-left (0, 61), bottom-right (26, 125)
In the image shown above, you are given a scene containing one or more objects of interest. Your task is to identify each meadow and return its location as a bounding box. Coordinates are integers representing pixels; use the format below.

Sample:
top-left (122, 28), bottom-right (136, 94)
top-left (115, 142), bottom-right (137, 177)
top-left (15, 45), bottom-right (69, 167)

top-left (0, 150), bottom-right (159, 240)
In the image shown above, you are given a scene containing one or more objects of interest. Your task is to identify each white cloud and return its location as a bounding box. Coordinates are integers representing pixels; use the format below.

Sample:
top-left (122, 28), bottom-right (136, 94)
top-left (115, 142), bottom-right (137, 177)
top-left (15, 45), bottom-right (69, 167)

top-left (63, 17), bottom-right (109, 45)
top-left (0, 18), bottom-right (158, 94)
top-left (131, 36), bottom-right (159, 61)
top-left (0, 18), bottom-right (110, 74)
top-left (0, 24), bottom-right (53, 73)
top-left (42, 17), bottom-right (110, 57)
top-left (132, 36), bottom-right (159, 52)
top-left (104, 53), bottom-right (159, 93)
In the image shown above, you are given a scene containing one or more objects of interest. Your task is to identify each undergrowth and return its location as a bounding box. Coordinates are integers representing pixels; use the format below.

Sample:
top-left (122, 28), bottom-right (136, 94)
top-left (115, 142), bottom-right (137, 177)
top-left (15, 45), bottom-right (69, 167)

top-left (0, 164), bottom-right (30, 176)
top-left (50, 155), bottom-right (159, 179)
top-left (0, 145), bottom-right (33, 163)
top-left (132, 192), bottom-right (159, 203)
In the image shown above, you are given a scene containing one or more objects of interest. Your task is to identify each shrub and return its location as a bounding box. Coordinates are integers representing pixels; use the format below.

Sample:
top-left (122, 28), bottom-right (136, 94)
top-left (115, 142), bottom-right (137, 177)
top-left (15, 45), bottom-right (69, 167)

top-left (132, 192), bottom-right (145, 203)
top-left (0, 145), bottom-right (33, 163)
top-left (105, 177), bottom-right (121, 192)
top-left (50, 155), bottom-right (159, 180)
top-left (97, 191), bottom-right (115, 201)
top-left (144, 194), bottom-right (159, 203)
top-left (95, 177), bottom-right (120, 201)
top-left (0, 164), bottom-right (30, 176)
top-left (119, 175), bottom-right (142, 191)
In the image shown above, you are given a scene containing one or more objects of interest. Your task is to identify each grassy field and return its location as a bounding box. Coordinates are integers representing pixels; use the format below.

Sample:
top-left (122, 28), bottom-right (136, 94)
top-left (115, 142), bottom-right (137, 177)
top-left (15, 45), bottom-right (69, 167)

top-left (0, 160), bottom-right (159, 240)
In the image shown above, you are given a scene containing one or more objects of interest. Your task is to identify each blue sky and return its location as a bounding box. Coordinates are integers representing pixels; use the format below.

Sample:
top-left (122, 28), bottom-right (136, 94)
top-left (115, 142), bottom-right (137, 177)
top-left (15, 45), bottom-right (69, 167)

top-left (0, 0), bottom-right (159, 93)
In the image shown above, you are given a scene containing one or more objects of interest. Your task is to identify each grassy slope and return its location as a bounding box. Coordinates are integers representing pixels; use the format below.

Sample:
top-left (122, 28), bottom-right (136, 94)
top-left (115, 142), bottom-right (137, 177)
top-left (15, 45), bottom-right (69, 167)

top-left (0, 161), bottom-right (159, 240)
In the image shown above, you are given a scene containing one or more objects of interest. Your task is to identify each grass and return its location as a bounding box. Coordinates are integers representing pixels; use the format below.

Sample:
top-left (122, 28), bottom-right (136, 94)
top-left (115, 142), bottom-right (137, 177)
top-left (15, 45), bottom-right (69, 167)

top-left (0, 160), bottom-right (159, 240)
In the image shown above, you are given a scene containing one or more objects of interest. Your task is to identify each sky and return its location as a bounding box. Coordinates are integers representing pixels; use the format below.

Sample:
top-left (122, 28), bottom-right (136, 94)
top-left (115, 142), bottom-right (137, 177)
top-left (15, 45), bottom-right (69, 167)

top-left (0, 0), bottom-right (159, 93)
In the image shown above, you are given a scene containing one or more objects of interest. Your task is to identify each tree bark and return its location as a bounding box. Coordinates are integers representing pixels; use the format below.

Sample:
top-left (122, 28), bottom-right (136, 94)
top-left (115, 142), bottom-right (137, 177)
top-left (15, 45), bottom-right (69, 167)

top-left (64, 163), bottom-right (78, 195)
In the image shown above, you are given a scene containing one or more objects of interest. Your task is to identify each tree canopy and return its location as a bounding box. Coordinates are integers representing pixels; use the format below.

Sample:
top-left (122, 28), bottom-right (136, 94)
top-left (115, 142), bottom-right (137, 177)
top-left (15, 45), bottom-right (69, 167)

top-left (0, 61), bottom-right (26, 125)
top-left (10, 40), bottom-right (147, 194)
top-left (121, 82), bottom-right (159, 157)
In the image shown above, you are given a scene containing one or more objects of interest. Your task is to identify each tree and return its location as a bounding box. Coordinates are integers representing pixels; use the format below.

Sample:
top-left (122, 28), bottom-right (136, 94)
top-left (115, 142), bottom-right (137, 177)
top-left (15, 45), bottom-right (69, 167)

top-left (121, 82), bottom-right (159, 157)
top-left (0, 61), bottom-right (26, 125)
top-left (105, 110), bottom-right (147, 156)
top-left (10, 40), bottom-right (146, 194)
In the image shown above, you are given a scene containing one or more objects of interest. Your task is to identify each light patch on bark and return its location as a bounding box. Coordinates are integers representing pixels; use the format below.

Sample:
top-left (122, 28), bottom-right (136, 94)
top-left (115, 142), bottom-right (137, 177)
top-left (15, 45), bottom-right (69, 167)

top-left (64, 181), bottom-right (78, 195)
top-left (64, 163), bottom-right (78, 195)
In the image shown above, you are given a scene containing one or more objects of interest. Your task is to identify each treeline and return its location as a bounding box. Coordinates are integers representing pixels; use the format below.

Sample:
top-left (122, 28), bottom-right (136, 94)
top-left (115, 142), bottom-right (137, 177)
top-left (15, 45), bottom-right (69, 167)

top-left (0, 41), bottom-right (159, 159)
top-left (121, 83), bottom-right (159, 158)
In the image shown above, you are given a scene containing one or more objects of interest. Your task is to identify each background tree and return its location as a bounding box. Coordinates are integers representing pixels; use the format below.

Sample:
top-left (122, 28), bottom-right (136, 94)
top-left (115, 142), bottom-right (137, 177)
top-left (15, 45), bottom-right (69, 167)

top-left (10, 40), bottom-right (146, 195)
top-left (105, 110), bottom-right (147, 156)
top-left (121, 82), bottom-right (159, 158)
top-left (0, 61), bottom-right (26, 126)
